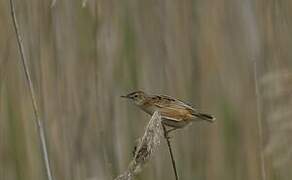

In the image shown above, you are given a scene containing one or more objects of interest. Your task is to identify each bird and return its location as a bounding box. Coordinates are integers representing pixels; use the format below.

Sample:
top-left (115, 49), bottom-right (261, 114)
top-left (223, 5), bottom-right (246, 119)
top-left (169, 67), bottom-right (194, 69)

top-left (121, 90), bottom-right (215, 133)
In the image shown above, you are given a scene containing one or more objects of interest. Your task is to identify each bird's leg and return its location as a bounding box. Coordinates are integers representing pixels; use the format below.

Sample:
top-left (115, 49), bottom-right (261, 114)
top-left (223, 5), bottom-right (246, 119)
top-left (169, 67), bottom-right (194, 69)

top-left (162, 125), bottom-right (177, 140)
top-left (166, 127), bottom-right (179, 134)
top-left (162, 123), bottom-right (171, 140)
top-left (165, 132), bottom-right (172, 140)
top-left (161, 118), bottom-right (181, 138)
top-left (163, 127), bottom-right (179, 141)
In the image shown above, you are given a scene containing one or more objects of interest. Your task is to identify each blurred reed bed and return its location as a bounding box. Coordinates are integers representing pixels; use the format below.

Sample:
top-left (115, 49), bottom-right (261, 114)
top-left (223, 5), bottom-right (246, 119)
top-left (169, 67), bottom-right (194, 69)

top-left (0, 0), bottom-right (292, 180)
top-left (261, 71), bottom-right (292, 180)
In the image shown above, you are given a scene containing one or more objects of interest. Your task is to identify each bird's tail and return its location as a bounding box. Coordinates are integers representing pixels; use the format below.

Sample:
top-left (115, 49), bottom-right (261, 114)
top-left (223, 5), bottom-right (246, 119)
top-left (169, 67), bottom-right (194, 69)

top-left (192, 112), bottom-right (216, 123)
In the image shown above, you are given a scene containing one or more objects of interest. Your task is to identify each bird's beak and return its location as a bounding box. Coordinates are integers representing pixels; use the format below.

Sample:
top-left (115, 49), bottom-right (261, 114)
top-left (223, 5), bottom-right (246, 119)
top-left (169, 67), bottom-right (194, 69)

top-left (120, 95), bottom-right (128, 98)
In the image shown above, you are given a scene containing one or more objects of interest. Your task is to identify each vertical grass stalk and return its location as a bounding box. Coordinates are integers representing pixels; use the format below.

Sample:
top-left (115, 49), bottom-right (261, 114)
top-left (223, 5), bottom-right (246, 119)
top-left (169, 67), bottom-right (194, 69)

top-left (162, 124), bottom-right (179, 180)
top-left (9, 0), bottom-right (54, 180)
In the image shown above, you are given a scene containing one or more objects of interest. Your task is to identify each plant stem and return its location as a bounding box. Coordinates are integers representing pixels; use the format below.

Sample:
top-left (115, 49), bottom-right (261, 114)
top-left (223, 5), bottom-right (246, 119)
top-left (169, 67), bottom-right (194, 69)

top-left (9, 1), bottom-right (54, 180)
top-left (162, 124), bottom-right (179, 180)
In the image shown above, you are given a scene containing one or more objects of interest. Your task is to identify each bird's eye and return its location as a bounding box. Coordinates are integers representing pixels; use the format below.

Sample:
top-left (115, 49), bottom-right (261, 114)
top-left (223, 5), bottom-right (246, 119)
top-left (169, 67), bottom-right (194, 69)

top-left (134, 95), bottom-right (138, 98)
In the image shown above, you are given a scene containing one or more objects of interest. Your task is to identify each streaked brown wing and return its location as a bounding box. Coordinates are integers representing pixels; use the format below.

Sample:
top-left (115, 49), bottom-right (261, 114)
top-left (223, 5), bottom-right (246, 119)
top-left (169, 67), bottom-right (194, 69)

top-left (159, 106), bottom-right (193, 120)
top-left (151, 95), bottom-right (196, 112)
top-left (150, 95), bottom-right (195, 121)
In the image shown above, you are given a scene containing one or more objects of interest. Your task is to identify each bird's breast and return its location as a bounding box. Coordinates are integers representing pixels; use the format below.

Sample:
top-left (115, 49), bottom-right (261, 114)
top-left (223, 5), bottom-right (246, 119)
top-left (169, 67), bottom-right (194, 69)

top-left (141, 105), bottom-right (158, 115)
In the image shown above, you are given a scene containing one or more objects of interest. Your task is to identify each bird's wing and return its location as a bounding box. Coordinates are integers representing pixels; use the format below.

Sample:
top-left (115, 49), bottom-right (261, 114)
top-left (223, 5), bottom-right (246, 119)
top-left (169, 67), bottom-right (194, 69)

top-left (150, 94), bottom-right (197, 112)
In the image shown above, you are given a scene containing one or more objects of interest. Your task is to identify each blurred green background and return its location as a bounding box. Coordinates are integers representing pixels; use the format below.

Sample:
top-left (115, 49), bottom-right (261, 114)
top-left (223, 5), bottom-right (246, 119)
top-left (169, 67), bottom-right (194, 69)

top-left (1, 0), bottom-right (292, 180)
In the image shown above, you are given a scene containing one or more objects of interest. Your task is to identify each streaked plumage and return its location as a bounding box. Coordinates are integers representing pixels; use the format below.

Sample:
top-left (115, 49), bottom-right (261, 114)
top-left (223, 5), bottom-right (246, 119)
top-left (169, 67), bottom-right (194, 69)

top-left (121, 90), bottom-right (215, 131)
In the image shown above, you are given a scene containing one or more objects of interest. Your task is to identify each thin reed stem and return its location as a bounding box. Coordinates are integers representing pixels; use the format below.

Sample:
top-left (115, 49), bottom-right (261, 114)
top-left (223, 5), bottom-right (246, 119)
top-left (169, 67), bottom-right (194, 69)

top-left (162, 124), bottom-right (179, 180)
top-left (253, 60), bottom-right (267, 180)
top-left (9, 1), bottom-right (54, 180)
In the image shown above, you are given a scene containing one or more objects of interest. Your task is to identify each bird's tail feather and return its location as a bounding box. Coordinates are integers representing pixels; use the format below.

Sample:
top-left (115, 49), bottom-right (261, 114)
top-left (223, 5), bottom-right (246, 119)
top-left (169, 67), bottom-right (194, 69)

top-left (193, 112), bottom-right (216, 123)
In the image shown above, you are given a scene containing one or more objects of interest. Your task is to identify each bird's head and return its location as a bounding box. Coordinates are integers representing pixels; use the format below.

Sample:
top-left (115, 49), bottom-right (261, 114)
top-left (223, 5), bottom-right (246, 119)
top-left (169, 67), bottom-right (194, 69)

top-left (121, 90), bottom-right (148, 105)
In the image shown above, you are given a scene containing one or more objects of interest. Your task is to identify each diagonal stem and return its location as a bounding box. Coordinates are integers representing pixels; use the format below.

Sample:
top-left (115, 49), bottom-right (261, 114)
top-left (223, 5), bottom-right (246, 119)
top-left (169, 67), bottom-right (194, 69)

top-left (162, 123), bottom-right (179, 180)
top-left (9, 1), bottom-right (54, 180)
